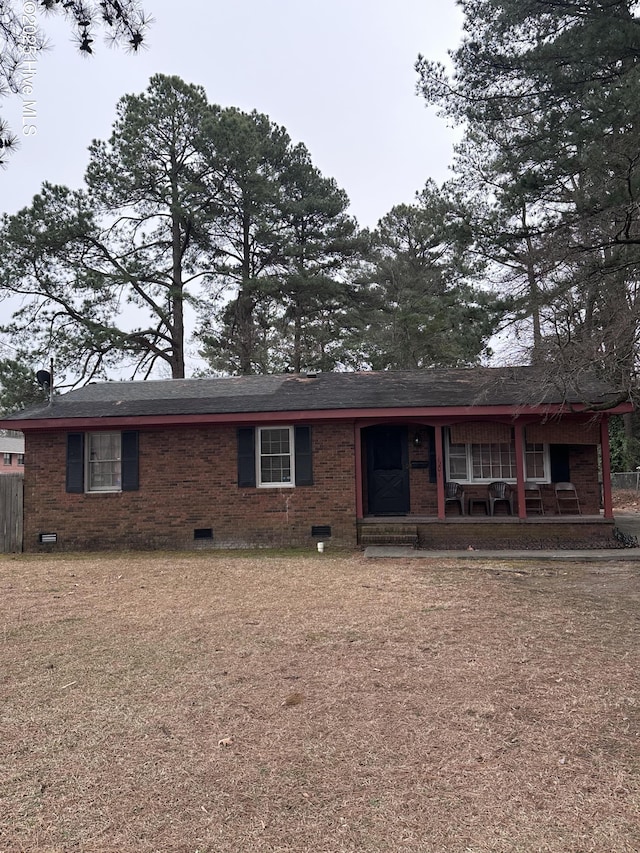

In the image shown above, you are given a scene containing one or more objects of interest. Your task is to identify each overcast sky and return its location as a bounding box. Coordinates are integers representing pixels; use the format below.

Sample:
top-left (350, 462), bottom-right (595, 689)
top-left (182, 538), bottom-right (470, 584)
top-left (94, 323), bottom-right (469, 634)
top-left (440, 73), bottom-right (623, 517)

top-left (1, 0), bottom-right (463, 230)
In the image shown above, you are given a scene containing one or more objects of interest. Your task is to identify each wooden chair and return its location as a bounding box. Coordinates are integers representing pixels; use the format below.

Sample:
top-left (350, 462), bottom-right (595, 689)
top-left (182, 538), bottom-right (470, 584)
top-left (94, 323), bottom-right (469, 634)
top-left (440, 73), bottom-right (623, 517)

top-left (445, 481), bottom-right (465, 515)
top-left (488, 481), bottom-right (514, 515)
top-left (524, 481), bottom-right (544, 515)
top-left (555, 482), bottom-right (581, 515)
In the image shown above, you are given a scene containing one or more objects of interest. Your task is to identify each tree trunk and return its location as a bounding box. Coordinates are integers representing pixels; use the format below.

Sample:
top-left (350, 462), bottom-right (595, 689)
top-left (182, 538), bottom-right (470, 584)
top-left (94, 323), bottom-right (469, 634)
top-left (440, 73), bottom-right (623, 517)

top-left (522, 205), bottom-right (542, 359)
top-left (170, 176), bottom-right (186, 379)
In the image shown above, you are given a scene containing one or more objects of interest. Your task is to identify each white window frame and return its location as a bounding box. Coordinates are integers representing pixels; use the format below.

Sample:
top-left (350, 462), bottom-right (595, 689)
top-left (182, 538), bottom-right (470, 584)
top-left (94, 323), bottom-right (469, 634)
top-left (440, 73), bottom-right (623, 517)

top-left (445, 435), bottom-right (550, 484)
top-left (523, 442), bottom-right (550, 484)
top-left (257, 426), bottom-right (295, 488)
top-left (86, 432), bottom-right (122, 493)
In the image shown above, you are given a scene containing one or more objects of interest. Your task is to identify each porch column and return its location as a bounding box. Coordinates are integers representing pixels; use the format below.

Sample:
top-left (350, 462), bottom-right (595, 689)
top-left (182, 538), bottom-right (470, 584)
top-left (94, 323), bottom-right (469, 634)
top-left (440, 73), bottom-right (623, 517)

top-left (435, 424), bottom-right (445, 520)
top-left (514, 420), bottom-right (527, 519)
top-left (600, 416), bottom-right (614, 520)
top-left (354, 424), bottom-right (363, 518)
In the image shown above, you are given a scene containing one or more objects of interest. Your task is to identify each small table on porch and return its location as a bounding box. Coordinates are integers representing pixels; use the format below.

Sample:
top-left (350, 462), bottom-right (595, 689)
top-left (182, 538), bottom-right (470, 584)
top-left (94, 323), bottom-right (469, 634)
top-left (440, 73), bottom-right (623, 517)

top-left (468, 498), bottom-right (489, 516)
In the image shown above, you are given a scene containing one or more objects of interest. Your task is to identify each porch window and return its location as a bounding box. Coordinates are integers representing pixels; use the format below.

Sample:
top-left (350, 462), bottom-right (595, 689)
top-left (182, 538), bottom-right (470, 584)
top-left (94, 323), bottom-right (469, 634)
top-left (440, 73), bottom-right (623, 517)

top-left (524, 443), bottom-right (546, 480)
top-left (87, 432), bottom-right (121, 492)
top-left (258, 426), bottom-right (294, 487)
top-left (471, 442), bottom-right (516, 480)
top-left (447, 443), bottom-right (468, 480)
top-left (446, 437), bottom-right (549, 483)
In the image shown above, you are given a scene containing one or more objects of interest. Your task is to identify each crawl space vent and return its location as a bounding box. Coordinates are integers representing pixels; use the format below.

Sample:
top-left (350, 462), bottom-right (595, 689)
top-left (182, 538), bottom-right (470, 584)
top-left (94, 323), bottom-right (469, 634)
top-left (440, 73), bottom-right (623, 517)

top-left (193, 528), bottom-right (213, 541)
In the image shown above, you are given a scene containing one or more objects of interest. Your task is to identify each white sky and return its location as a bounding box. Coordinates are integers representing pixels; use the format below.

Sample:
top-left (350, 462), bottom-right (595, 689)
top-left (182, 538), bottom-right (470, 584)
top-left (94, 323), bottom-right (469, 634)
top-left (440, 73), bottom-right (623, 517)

top-left (1, 0), bottom-right (463, 230)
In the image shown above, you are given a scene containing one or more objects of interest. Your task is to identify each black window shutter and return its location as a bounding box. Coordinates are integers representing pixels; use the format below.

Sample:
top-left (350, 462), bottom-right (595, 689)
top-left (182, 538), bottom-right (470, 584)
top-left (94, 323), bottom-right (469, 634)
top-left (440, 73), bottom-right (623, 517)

top-left (426, 426), bottom-right (437, 484)
top-left (237, 427), bottom-right (256, 487)
top-left (550, 444), bottom-right (571, 482)
top-left (66, 433), bottom-right (84, 493)
top-left (121, 431), bottom-right (139, 491)
top-left (295, 426), bottom-right (313, 486)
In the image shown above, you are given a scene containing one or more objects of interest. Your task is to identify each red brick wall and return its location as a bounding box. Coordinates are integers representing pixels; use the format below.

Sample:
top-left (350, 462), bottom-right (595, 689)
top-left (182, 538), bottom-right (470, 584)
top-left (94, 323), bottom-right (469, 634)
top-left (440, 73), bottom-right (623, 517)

top-left (450, 421), bottom-right (512, 443)
top-left (416, 519), bottom-right (614, 550)
top-left (527, 418), bottom-right (601, 444)
top-left (23, 422), bottom-right (357, 551)
top-left (567, 444), bottom-right (600, 514)
top-left (408, 438), bottom-right (437, 515)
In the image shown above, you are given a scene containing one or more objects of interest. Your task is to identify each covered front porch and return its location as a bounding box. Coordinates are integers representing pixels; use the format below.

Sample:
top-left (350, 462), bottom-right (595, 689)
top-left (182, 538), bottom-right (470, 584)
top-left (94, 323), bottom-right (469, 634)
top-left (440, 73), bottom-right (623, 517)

top-left (354, 414), bottom-right (617, 549)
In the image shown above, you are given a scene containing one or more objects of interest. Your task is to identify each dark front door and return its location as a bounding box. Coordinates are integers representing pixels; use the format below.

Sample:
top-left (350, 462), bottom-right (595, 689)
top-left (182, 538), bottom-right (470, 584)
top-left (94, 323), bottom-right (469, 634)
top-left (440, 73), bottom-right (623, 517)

top-left (366, 425), bottom-right (410, 515)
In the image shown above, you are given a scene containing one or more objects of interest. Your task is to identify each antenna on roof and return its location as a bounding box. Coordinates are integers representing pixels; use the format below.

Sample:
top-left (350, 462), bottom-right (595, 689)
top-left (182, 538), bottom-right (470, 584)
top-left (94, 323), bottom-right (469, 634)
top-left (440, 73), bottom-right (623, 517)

top-left (36, 358), bottom-right (54, 407)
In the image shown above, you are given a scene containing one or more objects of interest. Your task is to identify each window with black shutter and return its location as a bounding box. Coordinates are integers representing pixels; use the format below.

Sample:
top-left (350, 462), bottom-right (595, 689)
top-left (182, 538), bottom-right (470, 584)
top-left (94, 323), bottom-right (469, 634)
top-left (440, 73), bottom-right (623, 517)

top-left (66, 433), bottom-right (84, 493)
top-left (237, 425), bottom-right (313, 488)
top-left (121, 431), bottom-right (139, 491)
top-left (294, 426), bottom-right (313, 486)
top-left (237, 427), bottom-right (256, 487)
top-left (66, 431), bottom-right (139, 493)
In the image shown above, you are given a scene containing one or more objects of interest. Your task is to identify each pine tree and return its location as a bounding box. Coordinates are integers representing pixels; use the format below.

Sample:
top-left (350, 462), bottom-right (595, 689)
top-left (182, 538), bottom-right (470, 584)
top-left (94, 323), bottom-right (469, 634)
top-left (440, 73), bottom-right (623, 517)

top-left (417, 0), bottom-right (640, 402)
top-left (365, 181), bottom-right (502, 370)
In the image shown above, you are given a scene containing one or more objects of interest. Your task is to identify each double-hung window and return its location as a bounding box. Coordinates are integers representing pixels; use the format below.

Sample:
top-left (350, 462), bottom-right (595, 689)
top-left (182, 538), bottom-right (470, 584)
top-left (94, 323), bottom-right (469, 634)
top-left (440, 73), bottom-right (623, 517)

top-left (258, 426), bottom-right (294, 486)
top-left (87, 432), bottom-right (122, 492)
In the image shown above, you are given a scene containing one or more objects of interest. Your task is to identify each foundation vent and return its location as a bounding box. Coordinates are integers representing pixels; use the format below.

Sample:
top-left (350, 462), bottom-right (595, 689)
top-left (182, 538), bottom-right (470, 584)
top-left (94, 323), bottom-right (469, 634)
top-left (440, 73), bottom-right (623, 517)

top-left (194, 528), bottom-right (214, 541)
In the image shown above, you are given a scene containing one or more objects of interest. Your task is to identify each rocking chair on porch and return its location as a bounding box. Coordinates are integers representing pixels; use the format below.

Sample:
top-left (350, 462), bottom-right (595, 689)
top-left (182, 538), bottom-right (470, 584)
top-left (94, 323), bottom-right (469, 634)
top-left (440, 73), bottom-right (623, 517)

top-left (445, 481), bottom-right (466, 515)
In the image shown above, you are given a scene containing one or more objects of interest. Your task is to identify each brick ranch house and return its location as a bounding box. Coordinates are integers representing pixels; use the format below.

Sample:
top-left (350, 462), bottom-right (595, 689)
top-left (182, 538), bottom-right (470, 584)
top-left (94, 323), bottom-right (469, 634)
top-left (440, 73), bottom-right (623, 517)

top-left (0, 368), bottom-right (632, 552)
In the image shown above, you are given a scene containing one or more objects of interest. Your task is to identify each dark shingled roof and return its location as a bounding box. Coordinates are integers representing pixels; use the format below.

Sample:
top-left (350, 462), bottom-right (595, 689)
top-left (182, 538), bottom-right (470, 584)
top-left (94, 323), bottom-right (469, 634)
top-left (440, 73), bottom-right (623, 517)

top-left (3, 368), bottom-right (624, 423)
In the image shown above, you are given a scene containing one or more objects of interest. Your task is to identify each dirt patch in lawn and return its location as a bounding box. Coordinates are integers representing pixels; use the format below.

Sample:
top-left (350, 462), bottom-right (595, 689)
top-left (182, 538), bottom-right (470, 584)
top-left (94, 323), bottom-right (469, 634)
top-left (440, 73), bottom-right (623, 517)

top-left (613, 489), bottom-right (640, 512)
top-left (1, 551), bottom-right (639, 852)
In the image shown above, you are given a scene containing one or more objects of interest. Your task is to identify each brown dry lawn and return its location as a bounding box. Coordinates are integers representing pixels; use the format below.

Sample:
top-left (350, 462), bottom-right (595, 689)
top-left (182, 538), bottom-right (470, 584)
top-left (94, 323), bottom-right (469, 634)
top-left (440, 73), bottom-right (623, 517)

top-left (1, 551), bottom-right (639, 853)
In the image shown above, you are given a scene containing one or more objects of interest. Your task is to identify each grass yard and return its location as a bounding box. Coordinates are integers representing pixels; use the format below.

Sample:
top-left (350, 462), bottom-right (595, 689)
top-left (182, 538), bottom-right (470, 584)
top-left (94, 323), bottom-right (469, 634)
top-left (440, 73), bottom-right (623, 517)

top-left (1, 551), bottom-right (639, 852)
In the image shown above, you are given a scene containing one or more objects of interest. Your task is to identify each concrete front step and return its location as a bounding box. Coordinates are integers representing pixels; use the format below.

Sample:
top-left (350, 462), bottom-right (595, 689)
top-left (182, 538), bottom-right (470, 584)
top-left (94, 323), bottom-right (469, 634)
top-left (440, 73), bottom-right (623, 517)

top-left (359, 524), bottom-right (419, 548)
top-left (614, 513), bottom-right (640, 536)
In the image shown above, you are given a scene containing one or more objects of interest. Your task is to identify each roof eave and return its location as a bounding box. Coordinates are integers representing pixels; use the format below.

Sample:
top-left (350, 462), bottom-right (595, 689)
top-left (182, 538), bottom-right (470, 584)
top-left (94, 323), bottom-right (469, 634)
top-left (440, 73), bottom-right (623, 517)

top-left (1, 400), bottom-right (633, 432)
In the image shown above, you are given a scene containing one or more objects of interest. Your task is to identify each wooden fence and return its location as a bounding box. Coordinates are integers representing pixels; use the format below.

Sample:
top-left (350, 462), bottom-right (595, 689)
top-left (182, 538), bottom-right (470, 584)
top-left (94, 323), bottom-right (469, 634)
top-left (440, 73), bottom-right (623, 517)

top-left (0, 474), bottom-right (23, 553)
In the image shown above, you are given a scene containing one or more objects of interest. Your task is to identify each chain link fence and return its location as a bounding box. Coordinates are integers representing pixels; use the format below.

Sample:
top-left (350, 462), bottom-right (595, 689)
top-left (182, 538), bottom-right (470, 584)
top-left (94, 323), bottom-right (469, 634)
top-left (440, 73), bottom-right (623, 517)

top-left (611, 472), bottom-right (640, 491)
